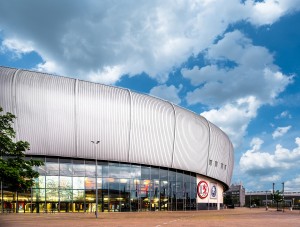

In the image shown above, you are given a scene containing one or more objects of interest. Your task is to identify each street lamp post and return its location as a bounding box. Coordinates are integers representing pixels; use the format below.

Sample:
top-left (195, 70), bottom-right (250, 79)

top-left (91, 140), bottom-right (100, 218)
top-left (272, 183), bottom-right (275, 207)
top-left (265, 191), bottom-right (268, 210)
top-left (282, 182), bottom-right (284, 213)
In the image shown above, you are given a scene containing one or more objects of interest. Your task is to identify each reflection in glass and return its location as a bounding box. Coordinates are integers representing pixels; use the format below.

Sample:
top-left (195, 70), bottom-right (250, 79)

top-left (46, 188), bottom-right (58, 202)
top-left (141, 166), bottom-right (150, 179)
top-left (85, 177), bottom-right (95, 189)
top-left (46, 176), bottom-right (59, 188)
top-left (46, 162), bottom-right (59, 175)
top-left (109, 162), bottom-right (120, 178)
top-left (151, 167), bottom-right (159, 179)
top-left (130, 164), bottom-right (141, 178)
top-left (73, 190), bottom-right (84, 201)
top-left (160, 180), bottom-right (168, 211)
top-left (60, 176), bottom-right (72, 189)
top-left (60, 162), bottom-right (73, 176)
top-left (118, 164), bottom-right (131, 178)
top-left (85, 164), bottom-right (96, 177)
top-left (102, 163), bottom-right (109, 177)
top-left (73, 161), bottom-right (85, 176)
top-left (97, 165), bottom-right (102, 177)
top-left (33, 188), bottom-right (45, 202)
top-left (59, 190), bottom-right (72, 202)
top-left (34, 176), bottom-right (45, 189)
top-left (14, 157), bottom-right (199, 213)
top-left (73, 177), bottom-right (84, 189)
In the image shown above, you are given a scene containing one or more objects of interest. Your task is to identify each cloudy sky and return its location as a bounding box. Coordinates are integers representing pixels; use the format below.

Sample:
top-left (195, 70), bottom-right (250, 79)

top-left (1, 0), bottom-right (300, 192)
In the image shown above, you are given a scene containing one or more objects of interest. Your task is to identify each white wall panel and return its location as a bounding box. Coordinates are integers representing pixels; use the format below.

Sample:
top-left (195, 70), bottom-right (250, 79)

top-left (76, 81), bottom-right (130, 162)
top-left (173, 106), bottom-right (209, 175)
top-left (0, 66), bottom-right (234, 188)
top-left (0, 67), bottom-right (17, 114)
top-left (206, 122), bottom-right (230, 182)
top-left (226, 142), bottom-right (234, 185)
top-left (15, 71), bottom-right (76, 157)
top-left (129, 93), bottom-right (174, 167)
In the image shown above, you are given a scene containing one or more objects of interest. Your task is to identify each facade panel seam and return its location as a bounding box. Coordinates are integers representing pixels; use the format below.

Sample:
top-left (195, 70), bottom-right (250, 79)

top-left (204, 118), bottom-right (211, 176)
top-left (74, 79), bottom-right (78, 158)
top-left (127, 89), bottom-right (132, 163)
top-left (11, 69), bottom-right (21, 142)
top-left (170, 103), bottom-right (176, 168)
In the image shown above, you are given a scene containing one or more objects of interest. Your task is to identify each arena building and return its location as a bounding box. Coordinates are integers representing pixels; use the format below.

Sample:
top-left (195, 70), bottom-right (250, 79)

top-left (0, 66), bottom-right (234, 213)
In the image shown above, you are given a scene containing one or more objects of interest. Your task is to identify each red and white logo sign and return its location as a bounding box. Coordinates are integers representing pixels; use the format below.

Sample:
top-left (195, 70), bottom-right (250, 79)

top-left (197, 180), bottom-right (209, 199)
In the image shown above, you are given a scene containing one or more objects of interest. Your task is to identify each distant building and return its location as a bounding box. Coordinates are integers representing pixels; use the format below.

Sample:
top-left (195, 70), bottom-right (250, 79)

top-left (224, 184), bottom-right (245, 207)
top-left (245, 191), bottom-right (300, 208)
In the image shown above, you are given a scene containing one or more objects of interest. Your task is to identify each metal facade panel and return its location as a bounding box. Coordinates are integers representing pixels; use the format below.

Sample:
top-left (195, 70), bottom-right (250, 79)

top-left (206, 122), bottom-right (231, 183)
top-left (226, 142), bottom-right (234, 185)
top-left (14, 71), bottom-right (76, 157)
top-left (172, 106), bottom-right (209, 174)
top-left (0, 67), bottom-right (17, 114)
top-left (76, 81), bottom-right (130, 162)
top-left (129, 93), bottom-right (174, 167)
top-left (0, 66), bottom-right (234, 188)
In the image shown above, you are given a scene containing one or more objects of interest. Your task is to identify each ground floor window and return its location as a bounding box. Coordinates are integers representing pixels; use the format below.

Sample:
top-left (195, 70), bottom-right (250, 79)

top-left (0, 156), bottom-right (197, 213)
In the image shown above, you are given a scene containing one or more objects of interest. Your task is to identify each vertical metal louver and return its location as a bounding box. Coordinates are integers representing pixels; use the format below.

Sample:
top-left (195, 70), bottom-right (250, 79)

top-left (0, 66), bottom-right (234, 188)
top-left (15, 71), bottom-right (76, 157)
top-left (173, 106), bottom-right (209, 174)
top-left (226, 142), bottom-right (234, 185)
top-left (129, 93), bottom-right (174, 167)
top-left (0, 67), bottom-right (17, 114)
top-left (206, 122), bottom-right (232, 182)
top-left (76, 81), bottom-right (130, 162)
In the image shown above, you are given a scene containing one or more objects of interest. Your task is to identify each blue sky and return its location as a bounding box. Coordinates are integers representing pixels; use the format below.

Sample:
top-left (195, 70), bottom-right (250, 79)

top-left (1, 0), bottom-right (300, 192)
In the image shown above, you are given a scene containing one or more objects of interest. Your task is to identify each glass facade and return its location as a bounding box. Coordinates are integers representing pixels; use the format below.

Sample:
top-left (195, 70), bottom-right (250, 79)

top-left (0, 156), bottom-right (197, 213)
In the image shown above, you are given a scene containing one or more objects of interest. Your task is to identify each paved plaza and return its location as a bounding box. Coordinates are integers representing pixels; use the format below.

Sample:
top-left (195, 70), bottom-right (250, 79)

top-left (1, 208), bottom-right (300, 227)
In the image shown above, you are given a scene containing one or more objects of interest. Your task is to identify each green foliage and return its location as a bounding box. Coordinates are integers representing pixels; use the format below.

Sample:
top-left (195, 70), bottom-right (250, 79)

top-left (272, 190), bottom-right (283, 203)
top-left (0, 106), bottom-right (44, 192)
top-left (223, 194), bottom-right (233, 205)
top-left (272, 190), bottom-right (283, 210)
top-left (251, 198), bottom-right (260, 207)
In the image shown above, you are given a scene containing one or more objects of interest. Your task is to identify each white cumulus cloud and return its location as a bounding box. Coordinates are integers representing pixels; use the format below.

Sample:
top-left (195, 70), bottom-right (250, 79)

top-left (0, 0), bottom-right (298, 153)
top-left (184, 30), bottom-right (293, 146)
top-left (0, 38), bottom-right (34, 59)
top-left (0, 0), bottom-right (299, 84)
top-left (285, 175), bottom-right (300, 191)
top-left (240, 137), bottom-right (300, 176)
top-left (149, 84), bottom-right (182, 105)
top-left (201, 96), bottom-right (260, 147)
top-left (184, 31), bottom-right (293, 107)
top-left (272, 126), bottom-right (292, 139)
top-left (245, 0), bottom-right (300, 26)
top-left (260, 174), bottom-right (281, 182)
top-left (275, 111), bottom-right (292, 119)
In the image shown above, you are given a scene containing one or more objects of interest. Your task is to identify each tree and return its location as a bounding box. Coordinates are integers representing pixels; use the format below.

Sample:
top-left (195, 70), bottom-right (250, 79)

top-left (0, 106), bottom-right (43, 193)
top-left (251, 198), bottom-right (260, 207)
top-left (272, 190), bottom-right (283, 211)
top-left (223, 193), bottom-right (234, 208)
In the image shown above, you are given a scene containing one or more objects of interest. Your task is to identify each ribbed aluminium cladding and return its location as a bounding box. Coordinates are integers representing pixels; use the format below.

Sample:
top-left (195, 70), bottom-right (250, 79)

top-left (0, 66), bottom-right (234, 188)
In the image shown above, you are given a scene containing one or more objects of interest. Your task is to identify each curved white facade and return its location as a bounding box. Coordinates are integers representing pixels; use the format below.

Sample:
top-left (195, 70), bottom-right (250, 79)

top-left (0, 66), bottom-right (234, 188)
